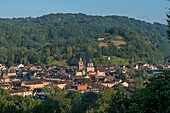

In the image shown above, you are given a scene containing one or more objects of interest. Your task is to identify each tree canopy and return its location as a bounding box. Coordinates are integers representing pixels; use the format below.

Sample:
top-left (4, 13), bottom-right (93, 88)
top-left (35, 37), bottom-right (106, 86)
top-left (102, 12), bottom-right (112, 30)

top-left (0, 14), bottom-right (168, 66)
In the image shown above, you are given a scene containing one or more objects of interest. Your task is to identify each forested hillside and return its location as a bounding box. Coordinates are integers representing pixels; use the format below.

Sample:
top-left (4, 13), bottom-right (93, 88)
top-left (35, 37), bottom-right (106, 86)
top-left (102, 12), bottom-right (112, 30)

top-left (0, 13), bottom-right (168, 66)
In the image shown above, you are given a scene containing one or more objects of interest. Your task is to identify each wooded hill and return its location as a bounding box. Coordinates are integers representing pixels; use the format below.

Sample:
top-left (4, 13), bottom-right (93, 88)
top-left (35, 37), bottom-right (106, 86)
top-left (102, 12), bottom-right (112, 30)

top-left (0, 13), bottom-right (168, 67)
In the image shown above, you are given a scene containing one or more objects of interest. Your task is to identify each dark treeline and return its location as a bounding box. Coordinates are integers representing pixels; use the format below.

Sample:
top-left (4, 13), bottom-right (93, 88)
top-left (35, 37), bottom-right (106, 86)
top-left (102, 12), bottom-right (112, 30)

top-left (0, 13), bottom-right (168, 67)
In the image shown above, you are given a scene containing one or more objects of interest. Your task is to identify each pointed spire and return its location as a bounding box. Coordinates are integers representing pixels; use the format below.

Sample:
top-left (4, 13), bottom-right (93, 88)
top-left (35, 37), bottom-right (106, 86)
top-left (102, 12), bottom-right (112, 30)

top-left (80, 57), bottom-right (82, 61)
top-left (89, 58), bottom-right (92, 63)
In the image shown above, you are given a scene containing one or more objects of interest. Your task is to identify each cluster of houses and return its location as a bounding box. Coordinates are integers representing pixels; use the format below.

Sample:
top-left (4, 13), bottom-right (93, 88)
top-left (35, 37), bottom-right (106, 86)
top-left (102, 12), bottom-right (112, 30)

top-left (0, 59), bottom-right (167, 99)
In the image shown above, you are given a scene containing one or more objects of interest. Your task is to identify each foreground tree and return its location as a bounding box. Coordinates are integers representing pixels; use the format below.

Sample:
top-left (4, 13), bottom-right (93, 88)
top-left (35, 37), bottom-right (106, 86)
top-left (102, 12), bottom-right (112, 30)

top-left (130, 75), bottom-right (170, 113)
top-left (168, 14), bottom-right (170, 39)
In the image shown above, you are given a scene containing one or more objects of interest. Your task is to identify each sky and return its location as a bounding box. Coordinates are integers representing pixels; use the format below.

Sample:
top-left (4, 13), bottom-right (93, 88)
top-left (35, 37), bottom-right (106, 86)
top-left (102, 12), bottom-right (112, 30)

top-left (0, 0), bottom-right (169, 24)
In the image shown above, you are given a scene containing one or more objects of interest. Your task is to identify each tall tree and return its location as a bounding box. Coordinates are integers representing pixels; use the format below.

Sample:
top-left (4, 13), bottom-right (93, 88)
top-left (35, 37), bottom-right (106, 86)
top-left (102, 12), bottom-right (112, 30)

top-left (130, 76), bottom-right (170, 113)
top-left (168, 12), bottom-right (170, 39)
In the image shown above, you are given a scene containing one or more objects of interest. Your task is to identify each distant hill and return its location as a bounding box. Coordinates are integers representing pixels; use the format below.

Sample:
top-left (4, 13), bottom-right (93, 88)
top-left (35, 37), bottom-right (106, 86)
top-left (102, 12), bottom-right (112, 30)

top-left (0, 13), bottom-right (169, 66)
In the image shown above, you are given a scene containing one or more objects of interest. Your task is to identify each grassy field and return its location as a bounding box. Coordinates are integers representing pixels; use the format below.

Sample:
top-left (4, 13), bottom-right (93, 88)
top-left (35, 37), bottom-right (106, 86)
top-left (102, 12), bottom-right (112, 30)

top-left (99, 42), bottom-right (108, 47)
top-left (111, 40), bottom-right (126, 48)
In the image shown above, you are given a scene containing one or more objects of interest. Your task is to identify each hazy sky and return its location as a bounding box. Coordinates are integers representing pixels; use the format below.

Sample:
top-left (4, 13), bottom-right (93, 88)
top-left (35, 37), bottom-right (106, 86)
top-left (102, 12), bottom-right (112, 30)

top-left (0, 0), bottom-right (169, 24)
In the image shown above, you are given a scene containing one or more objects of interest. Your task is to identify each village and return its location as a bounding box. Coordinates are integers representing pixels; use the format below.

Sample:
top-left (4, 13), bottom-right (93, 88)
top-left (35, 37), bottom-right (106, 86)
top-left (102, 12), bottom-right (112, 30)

top-left (0, 58), bottom-right (168, 101)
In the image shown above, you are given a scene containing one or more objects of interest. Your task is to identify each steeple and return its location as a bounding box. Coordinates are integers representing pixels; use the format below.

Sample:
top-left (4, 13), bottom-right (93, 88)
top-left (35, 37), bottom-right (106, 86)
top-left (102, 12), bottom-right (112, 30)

top-left (89, 58), bottom-right (92, 63)
top-left (87, 58), bottom-right (94, 72)
top-left (88, 58), bottom-right (94, 67)
top-left (80, 57), bottom-right (82, 61)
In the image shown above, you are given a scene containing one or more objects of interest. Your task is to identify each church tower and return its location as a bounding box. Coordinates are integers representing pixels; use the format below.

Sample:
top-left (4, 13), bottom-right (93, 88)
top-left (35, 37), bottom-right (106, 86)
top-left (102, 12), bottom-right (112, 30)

top-left (78, 57), bottom-right (84, 70)
top-left (88, 58), bottom-right (94, 67)
top-left (87, 58), bottom-right (95, 72)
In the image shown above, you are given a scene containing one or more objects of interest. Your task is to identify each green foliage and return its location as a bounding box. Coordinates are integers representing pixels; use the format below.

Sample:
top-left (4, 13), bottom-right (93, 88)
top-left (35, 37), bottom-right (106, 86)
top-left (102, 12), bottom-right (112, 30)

top-left (0, 13), bottom-right (167, 66)
top-left (66, 91), bottom-right (83, 113)
top-left (163, 70), bottom-right (170, 76)
top-left (45, 90), bottom-right (72, 113)
top-left (0, 88), bottom-right (9, 95)
top-left (94, 90), bottom-right (117, 113)
top-left (130, 76), bottom-right (170, 113)
top-left (167, 14), bottom-right (170, 39)
top-left (129, 70), bottom-right (149, 90)
top-left (109, 57), bottom-right (129, 66)
top-left (82, 78), bottom-right (93, 84)
top-left (42, 87), bottom-right (55, 93)
top-left (109, 89), bottom-right (130, 113)
top-left (81, 92), bottom-right (98, 112)
top-left (0, 89), bottom-right (42, 113)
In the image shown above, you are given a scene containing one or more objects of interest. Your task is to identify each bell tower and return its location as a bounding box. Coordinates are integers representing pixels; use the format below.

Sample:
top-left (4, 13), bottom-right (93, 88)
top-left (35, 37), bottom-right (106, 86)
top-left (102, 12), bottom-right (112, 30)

top-left (79, 57), bottom-right (84, 70)
top-left (87, 58), bottom-right (95, 72)
top-left (88, 58), bottom-right (94, 67)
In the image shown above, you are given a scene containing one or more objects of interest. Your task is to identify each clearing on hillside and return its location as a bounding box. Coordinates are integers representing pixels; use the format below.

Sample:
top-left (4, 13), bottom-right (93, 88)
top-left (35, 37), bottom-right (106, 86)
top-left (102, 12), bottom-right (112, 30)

top-left (111, 40), bottom-right (126, 48)
top-left (114, 35), bottom-right (123, 40)
top-left (99, 42), bottom-right (108, 47)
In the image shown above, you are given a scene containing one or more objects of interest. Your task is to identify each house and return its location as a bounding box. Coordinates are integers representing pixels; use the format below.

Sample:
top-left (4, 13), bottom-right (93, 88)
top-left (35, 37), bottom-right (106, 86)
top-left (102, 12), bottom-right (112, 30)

top-left (146, 70), bottom-right (163, 76)
top-left (121, 82), bottom-right (129, 87)
top-left (55, 83), bottom-right (66, 89)
top-left (101, 82), bottom-right (116, 88)
top-left (0, 83), bottom-right (11, 90)
top-left (96, 66), bottom-right (107, 76)
top-left (65, 81), bottom-right (74, 89)
top-left (49, 83), bottom-right (66, 89)
top-left (8, 69), bottom-right (17, 77)
top-left (22, 71), bottom-right (29, 77)
top-left (0, 64), bottom-right (4, 70)
top-left (98, 38), bottom-right (105, 41)
top-left (75, 70), bottom-right (83, 76)
top-left (0, 75), bottom-right (10, 83)
top-left (76, 85), bottom-right (87, 91)
top-left (97, 71), bottom-right (105, 76)
top-left (115, 79), bottom-right (122, 84)
top-left (133, 64), bottom-right (139, 70)
top-left (90, 83), bottom-right (105, 91)
top-left (103, 76), bottom-right (115, 82)
top-left (84, 75), bottom-right (90, 79)
top-left (8, 87), bottom-right (33, 97)
top-left (35, 93), bottom-right (50, 102)
top-left (21, 80), bottom-right (44, 90)
top-left (121, 68), bottom-right (127, 74)
top-left (101, 79), bottom-right (122, 88)
top-left (87, 71), bottom-right (96, 76)
top-left (30, 66), bottom-right (42, 72)
top-left (44, 79), bottom-right (66, 89)
top-left (18, 64), bottom-right (24, 69)
top-left (12, 81), bottom-right (22, 87)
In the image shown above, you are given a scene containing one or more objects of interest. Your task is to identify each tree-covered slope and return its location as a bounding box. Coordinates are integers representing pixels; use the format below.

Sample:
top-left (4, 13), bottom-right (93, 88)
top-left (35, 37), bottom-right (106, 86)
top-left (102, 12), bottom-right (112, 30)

top-left (0, 13), bottom-right (168, 66)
